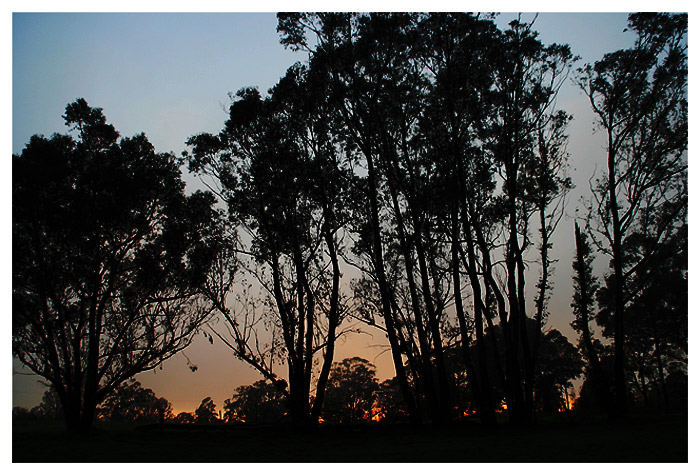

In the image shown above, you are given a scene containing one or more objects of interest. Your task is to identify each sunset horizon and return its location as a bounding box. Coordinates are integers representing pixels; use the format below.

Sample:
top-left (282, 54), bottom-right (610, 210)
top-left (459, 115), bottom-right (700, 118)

top-left (11, 8), bottom-right (688, 463)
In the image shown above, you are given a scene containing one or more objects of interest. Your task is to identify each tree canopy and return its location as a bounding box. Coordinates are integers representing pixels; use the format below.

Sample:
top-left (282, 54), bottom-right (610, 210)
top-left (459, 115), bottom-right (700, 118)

top-left (577, 12), bottom-right (687, 415)
top-left (195, 397), bottom-right (219, 423)
top-left (13, 99), bottom-right (223, 432)
top-left (98, 380), bottom-right (173, 422)
top-left (13, 13), bottom-right (687, 433)
top-left (223, 379), bottom-right (286, 424)
top-left (322, 357), bottom-right (380, 424)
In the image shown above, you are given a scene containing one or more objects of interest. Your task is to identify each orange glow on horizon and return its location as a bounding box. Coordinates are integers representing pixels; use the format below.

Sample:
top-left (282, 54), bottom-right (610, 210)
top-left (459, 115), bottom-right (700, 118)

top-left (559, 395), bottom-right (574, 412)
top-left (367, 404), bottom-right (386, 422)
top-left (495, 399), bottom-right (508, 414)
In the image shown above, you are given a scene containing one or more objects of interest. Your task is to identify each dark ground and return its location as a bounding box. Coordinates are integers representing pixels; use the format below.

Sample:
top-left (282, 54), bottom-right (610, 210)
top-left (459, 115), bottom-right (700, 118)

top-left (13, 413), bottom-right (687, 462)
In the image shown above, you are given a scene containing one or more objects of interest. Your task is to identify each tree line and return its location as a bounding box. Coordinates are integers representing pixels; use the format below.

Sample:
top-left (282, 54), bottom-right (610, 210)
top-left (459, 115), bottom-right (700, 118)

top-left (13, 12), bottom-right (686, 433)
top-left (12, 346), bottom-right (582, 426)
top-left (12, 358), bottom-right (401, 425)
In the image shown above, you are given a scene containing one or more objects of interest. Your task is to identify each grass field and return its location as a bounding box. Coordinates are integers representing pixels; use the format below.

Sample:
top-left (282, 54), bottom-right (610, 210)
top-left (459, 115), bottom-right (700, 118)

top-left (13, 413), bottom-right (687, 462)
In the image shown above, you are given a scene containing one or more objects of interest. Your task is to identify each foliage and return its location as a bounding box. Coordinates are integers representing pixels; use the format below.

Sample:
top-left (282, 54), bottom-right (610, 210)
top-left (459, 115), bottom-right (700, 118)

top-left (373, 377), bottom-right (409, 423)
top-left (32, 387), bottom-right (64, 420)
top-left (533, 330), bottom-right (583, 413)
top-left (12, 406), bottom-right (37, 421)
top-left (173, 411), bottom-right (195, 424)
top-left (594, 225), bottom-right (687, 410)
top-left (322, 357), bottom-right (380, 423)
top-left (186, 61), bottom-right (353, 426)
top-left (577, 12), bottom-right (687, 414)
top-left (12, 387), bottom-right (65, 422)
top-left (12, 99), bottom-right (222, 432)
top-left (97, 380), bottom-right (172, 422)
top-left (223, 379), bottom-right (286, 424)
top-left (194, 397), bottom-right (219, 423)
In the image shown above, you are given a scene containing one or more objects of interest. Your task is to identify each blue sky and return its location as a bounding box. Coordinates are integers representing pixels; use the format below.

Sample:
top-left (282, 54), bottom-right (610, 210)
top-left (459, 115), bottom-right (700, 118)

top-left (12, 11), bottom-right (648, 413)
top-left (13, 13), bottom-right (301, 156)
top-left (13, 12), bottom-right (636, 157)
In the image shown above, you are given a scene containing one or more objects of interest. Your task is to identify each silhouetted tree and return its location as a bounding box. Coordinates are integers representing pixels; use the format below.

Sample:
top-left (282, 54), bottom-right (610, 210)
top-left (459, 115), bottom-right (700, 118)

top-left (98, 380), bottom-right (173, 422)
top-left (574, 344), bottom-right (614, 413)
top-left (577, 12), bottom-right (687, 416)
top-left (173, 411), bottom-right (195, 424)
top-left (31, 387), bottom-right (64, 420)
top-left (187, 63), bottom-right (354, 427)
top-left (595, 224), bottom-right (687, 411)
top-left (195, 397), bottom-right (218, 423)
top-left (278, 13), bottom-right (429, 424)
top-left (416, 13), bottom-right (502, 427)
top-left (278, 13), bottom-right (576, 427)
top-left (663, 366), bottom-right (688, 413)
top-left (322, 357), bottom-right (380, 423)
top-left (373, 377), bottom-right (409, 423)
top-left (13, 406), bottom-right (36, 422)
top-left (533, 329), bottom-right (583, 414)
top-left (13, 99), bottom-right (222, 433)
top-left (414, 13), bottom-right (575, 426)
top-left (223, 379), bottom-right (286, 424)
top-left (571, 222), bottom-right (613, 416)
top-left (476, 18), bottom-right (575, 424)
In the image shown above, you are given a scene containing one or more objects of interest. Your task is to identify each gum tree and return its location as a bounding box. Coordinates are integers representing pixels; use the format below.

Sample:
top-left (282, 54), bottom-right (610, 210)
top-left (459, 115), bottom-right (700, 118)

top-left (13, 99), bottom-right (221, 433)
top-left (186, 64), bottom-right (353, 427)
top-left (577, 13), bottom-right (687, 415)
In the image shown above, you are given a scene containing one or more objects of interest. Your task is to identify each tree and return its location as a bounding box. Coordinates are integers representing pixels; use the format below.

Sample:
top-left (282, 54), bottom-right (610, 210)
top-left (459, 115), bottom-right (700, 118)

top-left (31, 387), bottom-right (64, 420)
top-left (195, 397), bottom-right (218, 423)
top-left (173, 411), bottom-right (195, 424)
top-left (13, 406), bottom-right (37, 422)
top-left (277, 12), bottom-right (576, 427)
top-left (571, 222), bottom-right (613, 416)
top-left (416, 13), bottom-right (502, 427)
top-left (98, 380), bottom-right (173, 422)
top-left (533, 329), bottom-right (583, 414)
top-left (412, 13), bottom-right (575, 426)
top-left (223, 379), bottom-right (286, 424)
top-left (278, 13), bottom-right (429, 424)
top-left (474, 18), bottom-right (575, 425)
top-left (187, 63), bottom-right (353, 427)
top-left (373, 377), bottom-right (410, 423)
top-left (594, 223), bottom-right (687, 411)
top-left (279, 12), bottom-right (462, 426)
top-left (322, 357), bottom-right (380, 424)
top-left (13, 99), bottom-right (222, 433)
top-left (577, 13), bottom-right (687, 416)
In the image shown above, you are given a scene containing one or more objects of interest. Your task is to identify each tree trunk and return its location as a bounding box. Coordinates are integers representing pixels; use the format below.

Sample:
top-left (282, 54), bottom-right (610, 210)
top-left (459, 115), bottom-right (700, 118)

top-left (654, 334), bottom-right (669, 410)
top-left (310, 209), bottom-right (341, 423)
top-left (574, 223), bottom-right (614, 417)
top-left (505, 182), bottom-right (527, 425)
top-left (384, 161), bottom-right (438, 421)
top-left (413, 228), bottom-right (453, 425)
top-left (451, 204), bottom-right (496, 426)
top-left (607, 136), bottom-right (627, 418)
top-left (365, 150), bottom-right (421, 425)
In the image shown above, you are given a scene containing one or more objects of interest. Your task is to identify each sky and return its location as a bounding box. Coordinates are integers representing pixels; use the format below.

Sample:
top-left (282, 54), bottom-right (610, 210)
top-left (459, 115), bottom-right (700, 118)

top-left (9, 6), bottom-right (685, 415)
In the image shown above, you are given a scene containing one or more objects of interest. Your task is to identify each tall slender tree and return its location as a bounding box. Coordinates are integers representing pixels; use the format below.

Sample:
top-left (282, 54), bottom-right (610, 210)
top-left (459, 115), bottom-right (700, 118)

top-left (279, 12), bottom-right (427, 424)
top-left (187, 64), bottom-right (353, 427)
top-left (577, 12), bottom-right (687, 416)
top-left (278, 12), bottom-right (576, 426)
